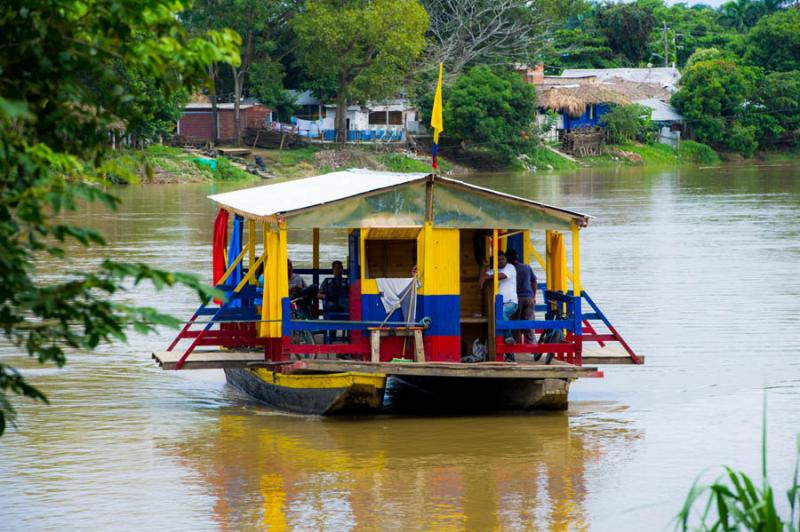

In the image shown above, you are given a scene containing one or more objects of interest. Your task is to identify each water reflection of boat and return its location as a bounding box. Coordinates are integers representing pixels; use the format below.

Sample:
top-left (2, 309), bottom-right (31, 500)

top-left (155, 170), bottom-right (642, 415)
top-left (170, 408), bottom-right (641, 529)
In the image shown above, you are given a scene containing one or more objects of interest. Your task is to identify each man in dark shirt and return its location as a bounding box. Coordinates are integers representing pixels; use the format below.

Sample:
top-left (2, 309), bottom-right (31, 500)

top-left (319, 260), bottom-right (349, 314)
top-left (506, 249), bottom-right (537, 344)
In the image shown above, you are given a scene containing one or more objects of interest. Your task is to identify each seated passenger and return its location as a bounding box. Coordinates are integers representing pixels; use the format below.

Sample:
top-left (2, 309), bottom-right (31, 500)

top-left (319, 260), bottom-right (349, 314)
top-left (287, 259), bottom-right (306, 298)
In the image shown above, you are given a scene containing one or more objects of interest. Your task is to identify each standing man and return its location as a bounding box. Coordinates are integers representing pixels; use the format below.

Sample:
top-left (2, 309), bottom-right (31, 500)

top-left (505, 249), bottom-right (537, 344)
top-left (479, 250), bottom-right (518, 348)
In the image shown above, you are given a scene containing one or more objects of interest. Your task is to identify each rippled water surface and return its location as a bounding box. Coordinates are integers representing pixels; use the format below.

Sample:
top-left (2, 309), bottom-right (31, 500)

top-left (2, 163), bottom-right (800, 530)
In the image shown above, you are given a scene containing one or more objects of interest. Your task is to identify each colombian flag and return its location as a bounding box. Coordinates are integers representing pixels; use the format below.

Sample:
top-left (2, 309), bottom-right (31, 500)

top-left (430, 62), bottom-right (444, 170)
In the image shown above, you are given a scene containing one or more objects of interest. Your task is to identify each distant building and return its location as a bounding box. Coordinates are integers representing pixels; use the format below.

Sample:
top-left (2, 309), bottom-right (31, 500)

top-left (560, 67), bottom-right (681, 94)
top-left (176, 102), bottom-right (272, 143)
top-left (517, 65), bottom-right (683, 146)
top-left (286, 90), bottom-right (423, 142)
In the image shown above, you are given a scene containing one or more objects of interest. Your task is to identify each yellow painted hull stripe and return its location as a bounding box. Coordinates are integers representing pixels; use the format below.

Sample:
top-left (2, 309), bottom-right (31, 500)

top-left (250, 369), bottom-right (387, 389)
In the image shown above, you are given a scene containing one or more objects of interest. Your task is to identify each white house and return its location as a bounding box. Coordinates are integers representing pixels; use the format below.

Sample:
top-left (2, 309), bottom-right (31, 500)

top-left (287, 90), bottom-right (423, 141)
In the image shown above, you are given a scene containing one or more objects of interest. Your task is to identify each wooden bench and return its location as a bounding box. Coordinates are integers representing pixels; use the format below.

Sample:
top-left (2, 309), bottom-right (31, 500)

top-left (367, 326), bottom-right (425, 363)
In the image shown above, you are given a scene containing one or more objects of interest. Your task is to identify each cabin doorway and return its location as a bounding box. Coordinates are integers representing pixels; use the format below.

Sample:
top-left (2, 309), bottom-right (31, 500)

top-left (459, 229), bottom-right (492, 360)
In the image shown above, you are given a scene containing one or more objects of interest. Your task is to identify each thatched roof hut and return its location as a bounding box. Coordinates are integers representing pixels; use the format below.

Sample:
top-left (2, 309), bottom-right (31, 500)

top-left (536, 80), bottom-right (630, 117)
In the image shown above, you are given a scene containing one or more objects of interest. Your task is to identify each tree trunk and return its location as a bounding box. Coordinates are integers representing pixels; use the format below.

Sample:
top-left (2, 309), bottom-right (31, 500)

top-left (335, 76), bottom-right (348, 145)
top-left (233, 65), bottom-right (242, 146)
top-left (231, 32), bottom-right (254, 147)
top-left (209, 64), bottom-right (219, 146)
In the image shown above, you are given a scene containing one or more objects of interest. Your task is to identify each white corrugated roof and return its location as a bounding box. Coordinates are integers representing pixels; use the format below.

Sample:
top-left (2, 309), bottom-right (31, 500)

top-left (208, 169), bottom-right (428, 218)
top-left (635, 98), bottom-right (683, 122)
top-left (561, 67), bottom-right (681, 91)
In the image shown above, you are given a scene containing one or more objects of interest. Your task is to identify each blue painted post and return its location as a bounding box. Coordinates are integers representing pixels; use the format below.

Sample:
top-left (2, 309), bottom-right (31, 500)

top-left (282, 297), bottom-right (291, 337)
top-left (495, 294), bottom-right (503, 337)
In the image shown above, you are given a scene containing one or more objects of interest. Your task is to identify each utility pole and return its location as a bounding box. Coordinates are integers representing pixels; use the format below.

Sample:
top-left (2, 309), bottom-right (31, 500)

top-left (663, 21), bottom-right (669, 67)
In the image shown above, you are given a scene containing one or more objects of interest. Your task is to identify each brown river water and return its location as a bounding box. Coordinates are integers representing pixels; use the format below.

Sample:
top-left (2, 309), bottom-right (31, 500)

top-left (2, 163), bottom-right (800, 531)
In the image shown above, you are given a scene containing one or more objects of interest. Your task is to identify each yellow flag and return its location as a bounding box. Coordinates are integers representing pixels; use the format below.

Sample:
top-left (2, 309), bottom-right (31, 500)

top-left (430, 62), bottom-right (444, 144)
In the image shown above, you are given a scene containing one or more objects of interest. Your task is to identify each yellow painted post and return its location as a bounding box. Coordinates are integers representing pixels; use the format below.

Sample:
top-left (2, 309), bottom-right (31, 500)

top-left (418, 223), bottom-right (459, 295)
top-left (273, 222), bottom-right (289, 338)
top-left (259, 223), bottom-right (288, 338)
top-left (248, 219), bottom-right (256, 285)
top-left (359, 229), bottom-right (368, 280)
top-left (492, 229), bottom-right (499, 297)
top-left (522, 230), bottom-right (531, 264)
top-left (571, 222), bottom-right (581, 298)
top-left (259, 228), bottom-right (273, 338)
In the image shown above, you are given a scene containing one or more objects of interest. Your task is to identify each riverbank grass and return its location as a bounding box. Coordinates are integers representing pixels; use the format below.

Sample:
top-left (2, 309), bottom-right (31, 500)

top-left (580, 141), bottom-right (720, 167)
top-left (108, 145), bottom-right (255, 183)
top-left (522, 146), bottom-right (577, 171)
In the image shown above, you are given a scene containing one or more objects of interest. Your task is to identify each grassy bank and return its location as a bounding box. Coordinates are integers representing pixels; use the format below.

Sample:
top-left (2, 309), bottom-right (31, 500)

top-left (249, 145), bottom-right (452, 178)
top-left (108, 145), bottom-right (255, 183)
top-left (514, 146), bottom-right (577, 172)
top-left (580, 140), bottom-right (720, 167)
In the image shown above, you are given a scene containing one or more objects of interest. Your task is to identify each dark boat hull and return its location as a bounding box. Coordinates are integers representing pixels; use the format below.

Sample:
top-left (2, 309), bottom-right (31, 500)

top-left (224, 368), bottom-right (386, 415)
top-left (384, 375), bottom-right (571, 414)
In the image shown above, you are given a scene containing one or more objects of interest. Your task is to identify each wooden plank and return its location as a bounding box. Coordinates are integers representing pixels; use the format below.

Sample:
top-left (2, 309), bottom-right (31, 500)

top-left (580, 343), bottom-right (644, 365)
top-left (287, 359), bottom-right (601, 380)
top-left (153, 350), bottom-right (264, 370)
top-left (370, 330), bottom-right (380, 363)
top-left (413, 329), bottom-right (425, 362)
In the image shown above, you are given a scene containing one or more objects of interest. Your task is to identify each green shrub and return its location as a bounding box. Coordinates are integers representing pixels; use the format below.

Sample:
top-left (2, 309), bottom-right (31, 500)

top-left (679, 140), bottom-right (720, 164)
top-left (378, 153), bottom-right (433, 173)
top-left (725, 123), bottom-right (758, 158)
top-left (675, 399), bottom-right (799, 531)
top-left (521, 146), bottom-right (576, 171)
top-left (215, 157), bottom-right (250, 181)
top-left (601, 104), bottom-right (649, 144)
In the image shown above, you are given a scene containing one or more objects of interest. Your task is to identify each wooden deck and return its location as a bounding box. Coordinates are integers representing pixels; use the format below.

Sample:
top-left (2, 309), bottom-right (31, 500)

top-left (287, 359), bottom-right (602, 379)
top-left (580, 343), bottom-right (644, 365)
top-left (152, 351), bottom-right (604, 378)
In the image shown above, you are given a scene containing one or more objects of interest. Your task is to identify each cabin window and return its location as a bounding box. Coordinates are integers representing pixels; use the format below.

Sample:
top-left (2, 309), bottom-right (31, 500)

top-left (368, 111), bottom-right (403, 126)
top-left (364, 239), bottom-right (417, 278)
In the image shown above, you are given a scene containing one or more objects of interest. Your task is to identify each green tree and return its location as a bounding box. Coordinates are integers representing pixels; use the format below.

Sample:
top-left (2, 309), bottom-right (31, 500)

top-left (442, 66), bottom-right (538, 162)
top-left (596, 2), bottom-right (657, 64)
top-left (114, 64), bottom-right (190, 145)
top-left (293, 0), bottom-right (428, 143)
top-left (744, 9), bottom-right (800, 72)
top-left (718, 0), bottom-right (765, 32)
top-left (546, 28), bottom-right (618, 70)
top-left (0, 0), bottom-right (239, 434)
top-left (185, 0), bottom-right (298, 144)
top-left (745, 71), bottom-right (800, 147)
top-left (671, 57), bottom-right (758, 155)
top-left (647, 3), bottom-right (737, 67)
top-left (601, 104), bottom-right (651, 144)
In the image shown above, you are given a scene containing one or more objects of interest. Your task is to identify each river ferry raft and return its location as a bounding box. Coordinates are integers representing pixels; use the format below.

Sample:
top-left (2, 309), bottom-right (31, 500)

top-left (153, 169), bottom-right (642, 415)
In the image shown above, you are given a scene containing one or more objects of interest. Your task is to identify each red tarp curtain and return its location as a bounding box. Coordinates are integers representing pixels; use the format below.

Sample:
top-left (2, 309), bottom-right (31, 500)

top-left (212, 209), bottom-right (229, 293)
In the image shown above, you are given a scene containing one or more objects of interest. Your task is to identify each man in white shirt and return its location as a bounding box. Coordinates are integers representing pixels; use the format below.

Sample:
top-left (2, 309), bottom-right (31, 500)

top-left (479, 250), bottom-right (519, 347)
